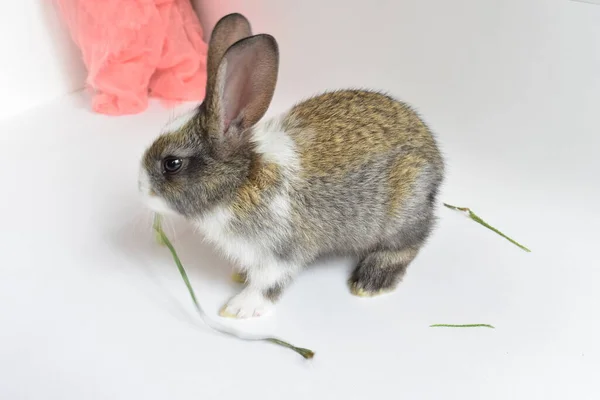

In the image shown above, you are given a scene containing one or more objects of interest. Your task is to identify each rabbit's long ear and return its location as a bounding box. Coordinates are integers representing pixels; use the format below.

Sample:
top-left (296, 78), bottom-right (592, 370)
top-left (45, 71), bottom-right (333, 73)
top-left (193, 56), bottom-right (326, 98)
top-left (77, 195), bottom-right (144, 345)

top-left (205, 13), bottom-right (252, 103)
top-left (207, 34), bottom-right (279, 136)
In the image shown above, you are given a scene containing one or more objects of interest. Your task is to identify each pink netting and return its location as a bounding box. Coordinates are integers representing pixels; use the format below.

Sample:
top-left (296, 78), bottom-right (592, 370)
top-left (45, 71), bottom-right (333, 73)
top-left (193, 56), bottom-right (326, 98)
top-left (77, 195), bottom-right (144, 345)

top-left (55, 0), bottom-right (207, 115)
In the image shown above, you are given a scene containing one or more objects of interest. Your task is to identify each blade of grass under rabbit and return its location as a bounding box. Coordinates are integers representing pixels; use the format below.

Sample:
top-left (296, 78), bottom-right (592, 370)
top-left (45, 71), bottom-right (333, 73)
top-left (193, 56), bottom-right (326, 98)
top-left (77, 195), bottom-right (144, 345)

top-left (153, 214), bottom-right (314, 359)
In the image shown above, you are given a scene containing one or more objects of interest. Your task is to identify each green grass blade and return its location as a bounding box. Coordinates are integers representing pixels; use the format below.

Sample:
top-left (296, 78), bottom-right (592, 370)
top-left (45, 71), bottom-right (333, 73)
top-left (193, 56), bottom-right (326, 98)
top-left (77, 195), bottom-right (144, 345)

top-left (153, 214), bottom-right (315, 359)
top-left (444, 203), bottom-right (531, 252)
top-left (430, 324), bottom-right (495, 328)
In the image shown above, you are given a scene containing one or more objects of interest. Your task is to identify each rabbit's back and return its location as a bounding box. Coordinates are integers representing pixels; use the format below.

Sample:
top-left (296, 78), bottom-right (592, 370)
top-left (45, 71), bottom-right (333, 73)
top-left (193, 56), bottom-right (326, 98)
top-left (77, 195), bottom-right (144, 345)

top-left (255, 90), bottom-right (444, 262)
top-left (285, 90), bottom-right (442, 178)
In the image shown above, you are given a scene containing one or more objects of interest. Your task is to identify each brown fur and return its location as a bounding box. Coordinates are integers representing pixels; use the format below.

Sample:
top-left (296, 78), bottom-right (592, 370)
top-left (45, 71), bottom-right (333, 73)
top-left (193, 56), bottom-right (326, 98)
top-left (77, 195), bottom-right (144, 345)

top-left (283, 91), bottom-right (436, 177)
top-left (387, 154), bottom-right (425, 216)
top-left (282, 90), bottom-right (441, 216)
top-left (143, 131), bottom-right (187, 168)
top-left (230, 155), bottom-right (280, 218)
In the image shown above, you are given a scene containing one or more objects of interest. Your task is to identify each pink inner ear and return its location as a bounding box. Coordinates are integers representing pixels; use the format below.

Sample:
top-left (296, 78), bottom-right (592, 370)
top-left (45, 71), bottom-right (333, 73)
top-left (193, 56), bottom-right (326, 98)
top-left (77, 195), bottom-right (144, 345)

top-left (213, 35), bottom-right (278, 134)
top-left (222, 52), bottom-right (256, 133)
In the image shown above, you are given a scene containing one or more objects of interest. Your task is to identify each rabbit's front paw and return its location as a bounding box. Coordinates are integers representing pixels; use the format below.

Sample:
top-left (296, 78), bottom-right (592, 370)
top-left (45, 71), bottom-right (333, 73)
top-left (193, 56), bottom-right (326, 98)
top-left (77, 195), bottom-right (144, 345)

top-left (219, 289), bottom-right (273, 319)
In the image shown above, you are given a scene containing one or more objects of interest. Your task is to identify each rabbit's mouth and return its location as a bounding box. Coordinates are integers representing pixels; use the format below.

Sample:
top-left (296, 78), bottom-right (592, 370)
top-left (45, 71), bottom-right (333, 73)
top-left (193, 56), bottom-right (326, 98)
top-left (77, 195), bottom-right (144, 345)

top-left (138, 168), bottom-right (177, 216)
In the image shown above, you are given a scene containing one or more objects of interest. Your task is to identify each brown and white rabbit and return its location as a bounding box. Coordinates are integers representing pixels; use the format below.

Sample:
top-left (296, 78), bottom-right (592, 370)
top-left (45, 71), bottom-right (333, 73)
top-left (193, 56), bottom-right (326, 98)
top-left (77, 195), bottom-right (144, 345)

top-left (139, 13), bottom-right (444, 318)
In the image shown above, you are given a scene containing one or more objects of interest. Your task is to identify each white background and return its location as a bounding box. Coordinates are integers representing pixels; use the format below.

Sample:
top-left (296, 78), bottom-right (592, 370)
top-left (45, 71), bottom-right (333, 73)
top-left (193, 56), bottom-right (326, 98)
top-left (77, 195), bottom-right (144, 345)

top-left (0, 1), bottom-right (85, 121)
top-left (1, 1), bottom-right (599, 399)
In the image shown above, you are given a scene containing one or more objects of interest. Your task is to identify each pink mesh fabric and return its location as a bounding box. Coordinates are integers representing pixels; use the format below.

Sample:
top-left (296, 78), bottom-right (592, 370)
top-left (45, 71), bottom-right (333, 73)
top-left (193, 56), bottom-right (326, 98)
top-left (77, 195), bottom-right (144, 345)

top-left (55, 0), bottom-right (207, 115)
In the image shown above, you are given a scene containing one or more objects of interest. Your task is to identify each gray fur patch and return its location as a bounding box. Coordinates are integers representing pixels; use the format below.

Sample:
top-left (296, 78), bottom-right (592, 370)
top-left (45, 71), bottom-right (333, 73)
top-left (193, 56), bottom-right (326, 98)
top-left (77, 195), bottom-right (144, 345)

top-left (349, 247), bottom-right (419, 293)
top-left (263, 285), bottom-right (284, 302)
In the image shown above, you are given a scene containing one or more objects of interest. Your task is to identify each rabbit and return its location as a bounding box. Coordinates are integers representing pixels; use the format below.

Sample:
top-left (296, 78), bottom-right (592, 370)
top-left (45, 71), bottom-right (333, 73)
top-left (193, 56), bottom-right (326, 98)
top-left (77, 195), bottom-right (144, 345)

top-left (139, 13), bottom-right (444, 319)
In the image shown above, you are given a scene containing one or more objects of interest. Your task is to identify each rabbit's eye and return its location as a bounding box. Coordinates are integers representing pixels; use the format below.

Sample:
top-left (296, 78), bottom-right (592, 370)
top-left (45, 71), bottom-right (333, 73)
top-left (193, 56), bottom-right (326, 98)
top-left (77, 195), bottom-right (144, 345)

top-left (163, 157), bottom-right (183, 174)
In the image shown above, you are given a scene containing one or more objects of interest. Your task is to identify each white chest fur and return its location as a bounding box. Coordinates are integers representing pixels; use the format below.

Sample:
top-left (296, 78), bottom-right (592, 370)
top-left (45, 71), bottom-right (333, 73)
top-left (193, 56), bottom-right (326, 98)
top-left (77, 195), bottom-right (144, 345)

top-left (195, 207), bottom-right (269, 270)
top-left (195, 114), bottom-right (299, 270)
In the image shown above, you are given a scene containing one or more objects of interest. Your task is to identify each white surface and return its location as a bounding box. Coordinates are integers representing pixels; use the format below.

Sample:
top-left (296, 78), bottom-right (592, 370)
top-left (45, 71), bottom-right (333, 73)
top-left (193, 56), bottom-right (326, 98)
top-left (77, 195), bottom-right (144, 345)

top-left (1, 0), bottom-right (600, 398)
top-left (1, 91), bottom-right (599, 400)
top-left (195, 0), bottom-right (600, 121)
top-left (0, 1), bottom-right (86, 121)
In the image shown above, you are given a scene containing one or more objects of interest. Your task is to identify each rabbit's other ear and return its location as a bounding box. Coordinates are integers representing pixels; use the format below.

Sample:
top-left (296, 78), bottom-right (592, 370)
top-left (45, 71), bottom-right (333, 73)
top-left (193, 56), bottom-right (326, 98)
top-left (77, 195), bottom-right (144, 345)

top-left (205, 13), bottom-right (252, 102)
